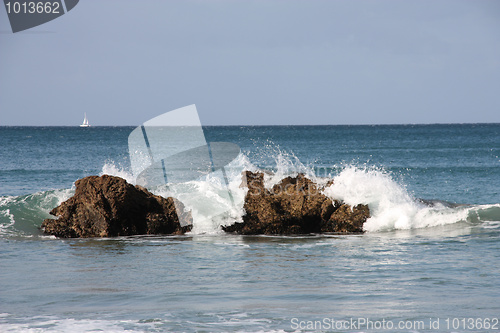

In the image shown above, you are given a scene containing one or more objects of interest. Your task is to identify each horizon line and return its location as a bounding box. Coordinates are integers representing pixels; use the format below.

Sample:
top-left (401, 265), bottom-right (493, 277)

top-left (1, 122), bottom-right (499, 127)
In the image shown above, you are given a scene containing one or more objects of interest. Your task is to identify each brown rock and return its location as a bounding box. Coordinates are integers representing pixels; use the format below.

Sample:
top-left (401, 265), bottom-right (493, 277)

top-left (42, 175), bottom-right (192, 238)
top-left (223, 171), bottom-right (370, 235)
top-left (321, 203), bottom-right (369, 233)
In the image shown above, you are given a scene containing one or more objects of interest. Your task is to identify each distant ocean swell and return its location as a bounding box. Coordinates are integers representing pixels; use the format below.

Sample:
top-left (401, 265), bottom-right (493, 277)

top-left (1, 151), bottom-right (499, 238)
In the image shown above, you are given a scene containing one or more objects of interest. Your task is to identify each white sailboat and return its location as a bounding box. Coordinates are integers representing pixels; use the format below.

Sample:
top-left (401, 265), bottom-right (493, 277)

top-left (80, 113), bottom-right (90, 127)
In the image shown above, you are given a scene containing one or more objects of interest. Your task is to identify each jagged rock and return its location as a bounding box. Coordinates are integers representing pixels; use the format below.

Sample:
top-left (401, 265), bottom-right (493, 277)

top-left (42, 172), bottom-right (370, 238)
top-left (321, 203), bottom-right (370, 233)
top-left (42, 175), bottom-right (192, 238)
top-left (223, 171), bottom-right (370, 234)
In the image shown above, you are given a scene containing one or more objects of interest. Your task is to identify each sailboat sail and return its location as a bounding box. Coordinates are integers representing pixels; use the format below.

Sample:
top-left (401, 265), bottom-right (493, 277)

top-left (80, 113), bottom-right (90, 127)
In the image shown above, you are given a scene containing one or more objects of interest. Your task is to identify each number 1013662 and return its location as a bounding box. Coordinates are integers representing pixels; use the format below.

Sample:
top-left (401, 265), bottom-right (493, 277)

top-left (5, 1), bottom-right (61, 14)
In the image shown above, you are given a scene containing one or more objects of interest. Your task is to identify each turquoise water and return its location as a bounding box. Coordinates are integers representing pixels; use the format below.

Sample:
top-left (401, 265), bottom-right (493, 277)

top-left (1, 125), bottom-right (499, 332)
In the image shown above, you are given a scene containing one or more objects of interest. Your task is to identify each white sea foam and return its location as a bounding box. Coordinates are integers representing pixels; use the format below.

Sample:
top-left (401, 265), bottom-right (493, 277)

top-left (0, 314), bottom-right (289, 333)
top-left (0, 317), bottom-right (146, 333)
top-left (38, 188), bottom-right (74, 211)
top-left (153, 153), bottom-right (253, 234)
top-left (324, 166), bottom-right (470, 232)
top-left (100, 162), bottom-right (136, 184)
top-left (0, 209), bottom-right (16, 236)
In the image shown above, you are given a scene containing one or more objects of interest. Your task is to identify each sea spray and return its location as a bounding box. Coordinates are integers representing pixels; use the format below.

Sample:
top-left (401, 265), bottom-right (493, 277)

top-left (248, 141), bottom-right (321, 188)
top-left (263, 150), bottom-right (315, 188)
top-left (324, 166), bottom-right (470, 231)
top-left (140, 154), bottom-right (253, 234)
top-left (100, 161), bottom-right (136, 185)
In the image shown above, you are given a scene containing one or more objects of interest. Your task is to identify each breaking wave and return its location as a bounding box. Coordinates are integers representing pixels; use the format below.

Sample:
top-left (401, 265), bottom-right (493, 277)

top-left (324, 166), bottom-right (499, 232)
top-left (1, 151), bottom-right (499, 237)
top-left (0, 189), bottom-right (73, 237)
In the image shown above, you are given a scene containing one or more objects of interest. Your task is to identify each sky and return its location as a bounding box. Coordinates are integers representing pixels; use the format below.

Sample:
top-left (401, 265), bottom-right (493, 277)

top-left (1, 0), bottom-right (499, 126)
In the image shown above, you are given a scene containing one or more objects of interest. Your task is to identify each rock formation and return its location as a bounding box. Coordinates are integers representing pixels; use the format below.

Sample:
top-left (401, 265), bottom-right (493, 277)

top-left (42, 175), bottom-right (192, 238)
top-left (222, 171), bottom-right (370, 234)
top-left (42, 172), bottom-right (370, 238)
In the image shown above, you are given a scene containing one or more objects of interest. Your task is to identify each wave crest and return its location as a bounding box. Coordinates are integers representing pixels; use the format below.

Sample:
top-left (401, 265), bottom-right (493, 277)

top-left (324, 166), bottom-right (490, 232)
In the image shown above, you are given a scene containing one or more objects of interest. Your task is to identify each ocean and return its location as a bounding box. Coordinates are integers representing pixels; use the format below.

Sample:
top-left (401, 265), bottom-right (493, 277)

top-left (1, 125), bottom-right (499, 332)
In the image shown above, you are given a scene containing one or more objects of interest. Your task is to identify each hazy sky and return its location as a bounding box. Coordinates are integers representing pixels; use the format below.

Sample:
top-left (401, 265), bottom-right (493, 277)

top-left (1, 0), bottom-right (499, 126)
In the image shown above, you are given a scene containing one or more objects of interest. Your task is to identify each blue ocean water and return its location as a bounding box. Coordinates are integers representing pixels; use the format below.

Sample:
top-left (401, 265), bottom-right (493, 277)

top-left (1, 125), bottom-right (499, 332)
